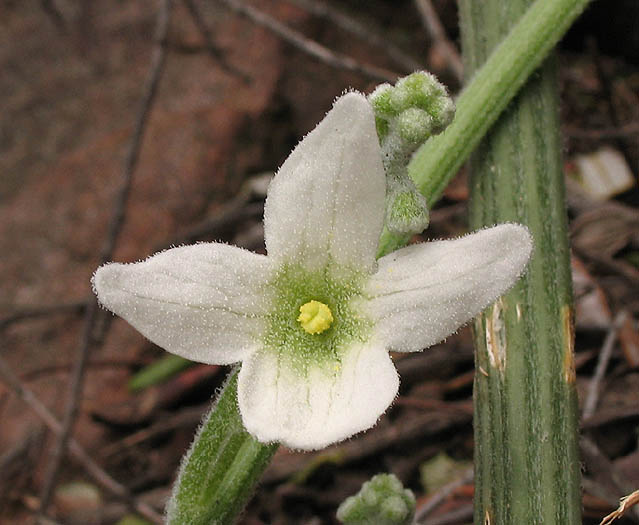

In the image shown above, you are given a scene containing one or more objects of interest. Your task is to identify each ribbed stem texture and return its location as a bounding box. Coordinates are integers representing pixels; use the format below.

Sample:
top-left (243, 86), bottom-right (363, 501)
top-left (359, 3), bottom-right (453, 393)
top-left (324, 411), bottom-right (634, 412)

top-left (166, 370), bottom-right (278, 525)
top-left (459, 1), bottom-right (581, 524)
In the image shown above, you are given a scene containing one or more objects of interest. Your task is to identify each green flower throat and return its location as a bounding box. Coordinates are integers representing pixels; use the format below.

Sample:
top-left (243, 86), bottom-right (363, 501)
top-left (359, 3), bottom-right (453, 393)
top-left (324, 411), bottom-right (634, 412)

top-left (264, 264), bottom-right (372, 371)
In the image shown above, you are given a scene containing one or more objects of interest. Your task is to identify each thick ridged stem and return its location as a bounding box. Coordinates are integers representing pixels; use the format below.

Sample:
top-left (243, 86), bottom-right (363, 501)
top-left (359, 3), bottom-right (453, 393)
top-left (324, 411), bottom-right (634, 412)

top-left (459, 2), bottom-right (581, 524)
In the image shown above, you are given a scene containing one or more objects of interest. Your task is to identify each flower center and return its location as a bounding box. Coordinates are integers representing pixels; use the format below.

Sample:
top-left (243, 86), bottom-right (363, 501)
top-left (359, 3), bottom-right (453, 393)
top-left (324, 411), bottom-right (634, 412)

top-left (297, 300), bottom-right (333, 335)
top-left (265, 264), bottom-right (371, 371)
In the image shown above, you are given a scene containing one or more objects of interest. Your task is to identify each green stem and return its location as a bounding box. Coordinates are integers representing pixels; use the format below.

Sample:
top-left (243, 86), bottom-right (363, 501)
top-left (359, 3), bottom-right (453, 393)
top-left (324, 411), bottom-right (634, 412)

top-left (166, 370), bottom-right (278, 525)
top-left (377, 0), bottom-right (592, 257)
top-left (459, 1), bottom-right (581, 524)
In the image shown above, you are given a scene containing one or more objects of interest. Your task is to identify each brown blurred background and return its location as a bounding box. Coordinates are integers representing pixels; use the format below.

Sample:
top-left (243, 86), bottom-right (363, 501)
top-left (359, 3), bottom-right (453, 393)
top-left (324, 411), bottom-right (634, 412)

top-left (1, 1), bottom-right (638, 524)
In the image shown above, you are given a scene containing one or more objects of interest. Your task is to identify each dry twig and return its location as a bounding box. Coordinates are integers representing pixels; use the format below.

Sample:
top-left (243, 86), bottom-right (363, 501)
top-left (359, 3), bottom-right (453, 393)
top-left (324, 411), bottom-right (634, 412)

top-left (264, 409), bottom-right (471, 483)
top-left (0, 357), bottom-right (163, 524)
top-left (581, 437), bottom-right (639, 523)
top-left (564, 121), bottom-right (639, 140)
top-left (37, 0), bottom-right (174, 517)
top-left (415, 467), bottom-right (474, 523)
top-left (20, 359), bottom-right (144, 383)
top-left (590, 40), bottom-right (639, 173)
top-left (582, 405), bottom-right (639, 430)
top-left (288, 0), bottom-right (422, 73)
top-left (218, 0), bottom-right (398, 82)
top-left (422, 502), bottom-right (474, 525)
top-left (181, 0), bottom-right (251, 82)
top-left (601, 490), bottom-right (639, 525)
top-left (395, 396), bottom-right (473, 414)
top-left (578, 249), bottom-right (639, 284)
top-left (0, 302), bottom-right (86, 332)
top-left (583, 311), bottom-right (629, 420)
top-left (157, 201), bottom-right (264, 250)
top-left (413, 0), bottom-right (463, 83)
top-left (100, 405), bottom-right (206, 458)
top-left (39, 0), bottom-right (65, 31)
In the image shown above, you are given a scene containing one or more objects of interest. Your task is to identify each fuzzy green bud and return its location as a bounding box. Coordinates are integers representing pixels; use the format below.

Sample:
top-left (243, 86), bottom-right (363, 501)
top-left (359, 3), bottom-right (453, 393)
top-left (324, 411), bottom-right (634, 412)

top-left (368, 72), bottom-right (454, 236)
top-left (386, 181), bottom-right (430, 235)
top-left (336, 473), bottom-right (416, 525)
top-left (369, 72), bottom-right (455, 137)
top-left (369, 84), bottom-right (395, 118)
top-left (397, 107), bottom-right (434, 145)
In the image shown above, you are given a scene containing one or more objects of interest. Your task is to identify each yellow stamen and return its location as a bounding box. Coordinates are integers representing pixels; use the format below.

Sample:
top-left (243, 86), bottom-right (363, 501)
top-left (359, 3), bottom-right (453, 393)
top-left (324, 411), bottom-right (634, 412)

top-left (297, 300), bottom-right (333, 334)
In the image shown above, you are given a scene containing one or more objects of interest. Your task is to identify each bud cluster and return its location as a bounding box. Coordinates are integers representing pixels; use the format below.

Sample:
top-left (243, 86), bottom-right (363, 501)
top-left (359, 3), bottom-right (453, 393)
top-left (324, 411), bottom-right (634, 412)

top-left (336, 473), bottom-right (416, 525)
top-left (369, 72), bottom-right (455, 236)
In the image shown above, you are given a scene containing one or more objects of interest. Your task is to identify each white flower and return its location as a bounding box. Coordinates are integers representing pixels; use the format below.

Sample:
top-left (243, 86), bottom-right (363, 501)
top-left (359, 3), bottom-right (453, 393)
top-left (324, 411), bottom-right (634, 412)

top-left (93, 93), bottom-right (532, 451)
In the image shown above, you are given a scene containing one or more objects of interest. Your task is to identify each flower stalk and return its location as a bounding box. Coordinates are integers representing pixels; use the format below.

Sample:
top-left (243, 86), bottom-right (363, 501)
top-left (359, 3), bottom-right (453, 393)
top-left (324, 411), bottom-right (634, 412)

top-left (459, 1), bottom-right (581, 523)
top-left (166, 370), bottom-right (278, 525)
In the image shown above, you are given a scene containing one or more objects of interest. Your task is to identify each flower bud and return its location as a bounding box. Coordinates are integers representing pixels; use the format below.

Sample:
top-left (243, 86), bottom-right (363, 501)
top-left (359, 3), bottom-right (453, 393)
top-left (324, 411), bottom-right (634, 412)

top-left (386, 180), bottom-right (430, 235)
top-left (368, 72), bottom-right (454, 236)
top-left (336, 473), bottom-right (416, 525)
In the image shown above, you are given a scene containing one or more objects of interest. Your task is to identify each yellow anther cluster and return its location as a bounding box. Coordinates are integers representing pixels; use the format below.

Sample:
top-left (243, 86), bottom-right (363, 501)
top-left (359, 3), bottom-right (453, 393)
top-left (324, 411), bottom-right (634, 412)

top-left (297, 300), bottom-right (333, 335)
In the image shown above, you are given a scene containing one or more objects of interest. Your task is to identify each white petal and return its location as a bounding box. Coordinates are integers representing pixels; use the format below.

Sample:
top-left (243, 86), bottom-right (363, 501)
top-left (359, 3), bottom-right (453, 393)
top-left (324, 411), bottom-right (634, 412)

top-left (364, 224), bottom-right (533, 352)
top-left (237, 341), bottom-right (399, 450)
top-left (92, 244), bottom-right (273, 365)
top-left (264, 92), bottom-right (386, 275)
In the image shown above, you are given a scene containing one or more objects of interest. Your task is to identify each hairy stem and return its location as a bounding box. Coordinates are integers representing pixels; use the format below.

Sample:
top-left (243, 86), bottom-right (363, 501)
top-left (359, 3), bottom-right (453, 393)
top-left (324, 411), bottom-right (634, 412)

top-left (459, 1), bottom-right (581, 524)
top-left (167, 370), bottom-right (278, 525)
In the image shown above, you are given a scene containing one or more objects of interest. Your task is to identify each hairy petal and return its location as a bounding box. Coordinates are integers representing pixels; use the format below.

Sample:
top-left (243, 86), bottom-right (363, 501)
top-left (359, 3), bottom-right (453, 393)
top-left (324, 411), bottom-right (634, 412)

top-left (93, 244), bottom-right (273, 364)
top-left (264, 92), bottom-right (386, 275)
top-left (238, 341), bottom-right (398, 450)
top-left (364, 224), bottom-right (533, 352)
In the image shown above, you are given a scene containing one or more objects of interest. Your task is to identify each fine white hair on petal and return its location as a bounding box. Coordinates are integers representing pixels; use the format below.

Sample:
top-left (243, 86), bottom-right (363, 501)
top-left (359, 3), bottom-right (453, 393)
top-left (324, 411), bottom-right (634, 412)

top-left (237, 341), bottom-right (399, 450)
top-left (92, 243), bottom-right (274, 365)
top-left (364, 223), bottom-right (533, 352)
top-left (264, 92), bottom-right (386, 275)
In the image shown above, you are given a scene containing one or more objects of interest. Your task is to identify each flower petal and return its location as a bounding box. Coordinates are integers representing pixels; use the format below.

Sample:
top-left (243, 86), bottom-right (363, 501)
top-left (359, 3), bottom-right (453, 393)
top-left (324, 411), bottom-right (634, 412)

top-left (92, 244), bottom-right (273, 364)
top-left (237, 341), bottom-right (399, 450)
top-left (264, 92), bottom-right (386, 275)
top-left (364, 224), bottom-right (533, 352)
